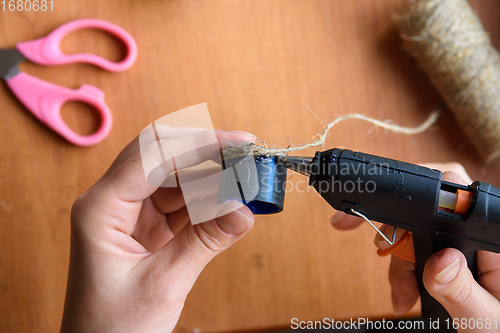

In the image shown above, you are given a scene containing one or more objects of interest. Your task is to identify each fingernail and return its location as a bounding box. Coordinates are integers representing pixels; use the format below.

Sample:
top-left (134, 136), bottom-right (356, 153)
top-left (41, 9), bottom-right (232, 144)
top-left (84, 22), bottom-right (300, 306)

top-left (391, 291), bottom-right (401, 316)
top-left (217, 209), bottom-right (253, 235)
top-left (436, 258), bottom-right (461, 285)
top-left (331, 212), bottom-right (346, 224)
top-left (374, 224), bottom-right (389, 247)
top-left (231, 130), bottom-right (257, 141)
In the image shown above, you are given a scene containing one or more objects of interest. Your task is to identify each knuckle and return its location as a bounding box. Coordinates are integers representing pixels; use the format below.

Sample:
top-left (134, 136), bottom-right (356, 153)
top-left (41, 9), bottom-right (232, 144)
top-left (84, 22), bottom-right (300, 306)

top-left (70, 193), bottom-right (87, 219)
top-left (448, 162), bottom-right (465, 171)
top-left (188, 224), bottom-right (225, 256)
top-left (70, 190), bottom-right (95, 230)
top-left (446, 278), bottom-right (473, 305)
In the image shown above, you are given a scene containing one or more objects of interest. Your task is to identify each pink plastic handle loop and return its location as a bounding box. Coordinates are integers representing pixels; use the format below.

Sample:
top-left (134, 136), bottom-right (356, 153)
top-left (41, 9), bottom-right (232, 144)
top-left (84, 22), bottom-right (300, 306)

top-left (16, 19), bottom-right (137, 72)
top-left (7, 72), bottom-right (112, 146)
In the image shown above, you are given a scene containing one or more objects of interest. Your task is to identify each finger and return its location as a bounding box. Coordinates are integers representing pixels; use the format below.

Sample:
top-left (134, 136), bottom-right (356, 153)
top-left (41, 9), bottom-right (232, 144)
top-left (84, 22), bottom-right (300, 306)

top-left (149, 129), bottom-right (253, 182)
top-left (388, 255), bottom-right (420, 315)
top-left (166, 206), bottom-right (191, 235)
top-left (477, 251), bottom-right (500, 300)
top-left (73, 130), bottom-right (255, 238)
top-left (142, 201), bottom-right (254, 297)
top-left (373, 225), bottom-right (408, 251)
top-left (150, 187), bottom-right (186, 214)
top-left (442, 171), bottom-right (469, 186)
top-left (133, 197), bottom-right (174, 252)
top-left (134, 204), bottom-right (190, 252)
top-left (152, 125), bottom-right (216, 139)
top-left (330, 211), bottom-right (364, 230)
top-left (149, 165), bottom-right (222, 214)
top-left (172, 201), bottom-right (254, 262)
top-left (422, 162), bottom-right (472, 184)
top-left (98, 127), bottom-right (215, 184)
top-left (100, 129), bottom-right (255, 188)
top-left (423, 248), bottom-right (500, 320)
top-left (98, 130), bottom-right (254, 204)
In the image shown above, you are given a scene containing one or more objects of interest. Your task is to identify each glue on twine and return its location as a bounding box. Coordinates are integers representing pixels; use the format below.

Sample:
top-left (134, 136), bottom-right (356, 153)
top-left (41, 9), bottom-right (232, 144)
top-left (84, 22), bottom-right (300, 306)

top-left (395, 0), bottom-right (500, 162)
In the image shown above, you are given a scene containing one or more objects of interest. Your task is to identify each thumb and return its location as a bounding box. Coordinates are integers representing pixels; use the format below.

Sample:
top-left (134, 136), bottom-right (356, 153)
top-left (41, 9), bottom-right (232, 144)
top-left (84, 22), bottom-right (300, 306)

top-left (153, 201), bottom-right (254, 285)
top-left (182, 201), bottom-right (255, 261)
top-left (423, 248), bottom-right (500, 322)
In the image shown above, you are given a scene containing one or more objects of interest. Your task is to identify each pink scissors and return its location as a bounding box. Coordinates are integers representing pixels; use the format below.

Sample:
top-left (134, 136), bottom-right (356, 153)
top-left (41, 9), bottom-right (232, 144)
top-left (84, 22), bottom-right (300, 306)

top-left (0, 19), bottom-right (137, 146)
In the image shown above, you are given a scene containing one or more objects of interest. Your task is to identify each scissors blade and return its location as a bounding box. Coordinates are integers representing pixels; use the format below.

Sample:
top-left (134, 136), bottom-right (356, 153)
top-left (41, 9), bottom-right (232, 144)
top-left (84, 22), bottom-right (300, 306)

top-left (0, 48), bottom-right (25, 80)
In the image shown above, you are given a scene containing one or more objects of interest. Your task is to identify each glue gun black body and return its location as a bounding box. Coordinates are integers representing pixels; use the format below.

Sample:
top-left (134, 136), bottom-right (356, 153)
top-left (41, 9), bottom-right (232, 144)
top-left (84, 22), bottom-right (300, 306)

top-left (281, 148), bottom-right (500, 329)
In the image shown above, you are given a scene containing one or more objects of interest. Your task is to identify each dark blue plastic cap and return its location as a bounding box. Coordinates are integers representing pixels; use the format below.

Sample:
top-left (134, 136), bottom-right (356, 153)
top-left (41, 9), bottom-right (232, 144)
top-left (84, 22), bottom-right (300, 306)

top-left (219, 148), bottom-right (287, 214)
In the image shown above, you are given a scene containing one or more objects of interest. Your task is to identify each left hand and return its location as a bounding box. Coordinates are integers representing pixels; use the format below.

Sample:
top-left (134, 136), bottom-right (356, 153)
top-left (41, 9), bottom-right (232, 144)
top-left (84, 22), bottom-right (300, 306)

top-left (60, 128), bottom-right (256, 333)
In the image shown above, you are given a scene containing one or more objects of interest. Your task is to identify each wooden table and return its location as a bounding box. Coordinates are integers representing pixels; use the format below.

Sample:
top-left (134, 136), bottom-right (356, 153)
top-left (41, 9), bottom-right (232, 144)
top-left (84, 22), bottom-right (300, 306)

top-left (1, 1), bottom-right (499, 332)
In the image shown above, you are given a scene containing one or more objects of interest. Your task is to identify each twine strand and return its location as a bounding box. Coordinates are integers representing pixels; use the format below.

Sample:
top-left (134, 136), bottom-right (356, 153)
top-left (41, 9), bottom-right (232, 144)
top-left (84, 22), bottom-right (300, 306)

top-left (253, 110), bottom-right (440, 156)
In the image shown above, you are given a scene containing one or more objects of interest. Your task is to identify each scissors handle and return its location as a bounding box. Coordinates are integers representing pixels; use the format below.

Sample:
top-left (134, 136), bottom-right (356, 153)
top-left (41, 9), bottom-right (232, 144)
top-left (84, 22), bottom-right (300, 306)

top-left (16, 19), bottom-right (137, 72)
top-left (7, 72), bottom-right (112, 146)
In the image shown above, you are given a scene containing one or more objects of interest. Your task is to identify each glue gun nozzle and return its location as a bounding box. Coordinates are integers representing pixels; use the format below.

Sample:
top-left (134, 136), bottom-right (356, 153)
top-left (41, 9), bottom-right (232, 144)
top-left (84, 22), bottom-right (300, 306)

top-left (277, 155), bottom-right (314, 177)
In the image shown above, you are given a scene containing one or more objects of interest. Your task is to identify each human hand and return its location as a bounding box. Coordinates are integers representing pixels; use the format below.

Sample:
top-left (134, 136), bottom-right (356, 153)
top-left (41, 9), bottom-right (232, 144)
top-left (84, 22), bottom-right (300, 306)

top-left (330, 163), bottom-right (500, 331)
top-left (60, 128), bottom-right (257, 333)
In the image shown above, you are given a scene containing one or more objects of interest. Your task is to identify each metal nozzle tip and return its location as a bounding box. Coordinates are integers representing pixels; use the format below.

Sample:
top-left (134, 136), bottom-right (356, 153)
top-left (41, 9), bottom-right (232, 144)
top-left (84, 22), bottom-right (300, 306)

top-left (278, 155), bottom-right (314, 177)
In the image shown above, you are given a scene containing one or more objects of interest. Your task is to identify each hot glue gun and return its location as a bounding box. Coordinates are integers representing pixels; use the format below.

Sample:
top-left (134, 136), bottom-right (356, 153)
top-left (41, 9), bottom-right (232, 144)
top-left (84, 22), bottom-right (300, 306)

top-left (276, 148), bottom-right (500, 325)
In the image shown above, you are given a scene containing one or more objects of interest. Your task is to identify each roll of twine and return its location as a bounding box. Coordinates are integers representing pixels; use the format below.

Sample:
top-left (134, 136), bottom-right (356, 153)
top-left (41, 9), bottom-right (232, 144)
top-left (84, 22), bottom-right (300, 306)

top-left (395, 0), bottom-right (500, 162)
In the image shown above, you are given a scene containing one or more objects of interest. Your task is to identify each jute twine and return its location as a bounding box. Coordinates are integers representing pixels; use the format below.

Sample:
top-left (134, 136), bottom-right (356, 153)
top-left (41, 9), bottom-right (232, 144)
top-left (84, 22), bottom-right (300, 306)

top-left (395, 0), bottom-right (500, 162)
top-left (250, 110), bottom-right (440, 156)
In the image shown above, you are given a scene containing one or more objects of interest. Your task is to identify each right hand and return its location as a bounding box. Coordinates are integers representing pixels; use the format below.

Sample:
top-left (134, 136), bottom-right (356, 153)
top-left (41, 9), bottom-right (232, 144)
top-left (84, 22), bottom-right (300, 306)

top-left (330, 163), bottom-right (500, 332)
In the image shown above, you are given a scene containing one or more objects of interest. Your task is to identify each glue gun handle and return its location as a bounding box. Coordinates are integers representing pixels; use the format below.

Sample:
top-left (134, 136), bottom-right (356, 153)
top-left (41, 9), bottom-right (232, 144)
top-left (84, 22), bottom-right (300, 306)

top-left (413, 232), bottom-right (478, 330)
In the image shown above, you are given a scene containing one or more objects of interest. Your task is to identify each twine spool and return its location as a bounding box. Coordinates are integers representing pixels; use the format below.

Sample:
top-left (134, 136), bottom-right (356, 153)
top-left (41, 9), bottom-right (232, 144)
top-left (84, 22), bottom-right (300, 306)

top-left (395, 0), bottom-right (500, 162)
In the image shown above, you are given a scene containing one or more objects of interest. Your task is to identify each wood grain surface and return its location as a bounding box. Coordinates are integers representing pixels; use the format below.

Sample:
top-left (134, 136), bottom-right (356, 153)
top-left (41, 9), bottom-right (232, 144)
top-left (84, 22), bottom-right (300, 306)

top-left (1, 1), bottom-right (499, 332)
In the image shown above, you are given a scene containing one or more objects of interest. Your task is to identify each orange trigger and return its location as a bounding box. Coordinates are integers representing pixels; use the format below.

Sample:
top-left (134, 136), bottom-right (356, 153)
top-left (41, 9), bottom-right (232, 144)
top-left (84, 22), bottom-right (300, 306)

top-left (377, 231), bottom-right (415, 263)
